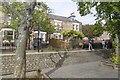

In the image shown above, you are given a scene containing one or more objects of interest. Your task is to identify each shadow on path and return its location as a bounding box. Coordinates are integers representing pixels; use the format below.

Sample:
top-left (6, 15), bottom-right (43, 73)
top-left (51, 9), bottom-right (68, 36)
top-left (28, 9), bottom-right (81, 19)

top-left (94, 49), bottom-right (114, 59)
top-left (45, 49), bottom-right (69, 78)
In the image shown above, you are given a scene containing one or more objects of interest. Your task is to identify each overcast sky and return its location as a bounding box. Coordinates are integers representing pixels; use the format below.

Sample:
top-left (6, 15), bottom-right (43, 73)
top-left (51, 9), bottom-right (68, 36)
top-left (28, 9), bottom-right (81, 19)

top-left (39, 0), bottom-right (97, 25)
top-left (1, 0), bottom-right (97, 25)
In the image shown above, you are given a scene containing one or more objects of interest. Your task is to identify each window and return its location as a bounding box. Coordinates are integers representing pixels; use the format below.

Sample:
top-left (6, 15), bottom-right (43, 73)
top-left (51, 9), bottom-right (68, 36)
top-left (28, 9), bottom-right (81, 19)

top-left (76, 25), bottom-right (79, 30)
top-left (56, 35), bottom-right (58, 39)
top-left (73, 24), bottom-right (75, 30)
top-left (59, 28), bottom-right (62, 32)
top-left (59, 35), bottom-right (61, 39)
top-left (41, 33), bottom-right (43, 38)
top-left (7, 31), bottom-right (13, 35)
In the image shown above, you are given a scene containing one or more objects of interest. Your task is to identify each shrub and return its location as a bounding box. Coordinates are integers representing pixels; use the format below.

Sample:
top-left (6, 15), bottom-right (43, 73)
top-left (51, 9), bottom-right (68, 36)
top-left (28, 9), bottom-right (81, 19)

top-left (110, 53), bottom-right (120, 64)
top-left (46, 45), bottom-right (53, 51)
top-left (93, 43), bottom-right (102, 49)
top-left (83, 43), bottom-right (102, 49)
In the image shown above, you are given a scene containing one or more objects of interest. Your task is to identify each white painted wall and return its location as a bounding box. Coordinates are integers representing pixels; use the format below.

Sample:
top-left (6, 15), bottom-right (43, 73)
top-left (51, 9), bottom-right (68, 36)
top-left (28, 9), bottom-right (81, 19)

top-left (34, 31), bottom-right (47, 42)
top-left (0, 28), bottom-right (15, 40)
top-left (53, 33), bottom-right (63, 39)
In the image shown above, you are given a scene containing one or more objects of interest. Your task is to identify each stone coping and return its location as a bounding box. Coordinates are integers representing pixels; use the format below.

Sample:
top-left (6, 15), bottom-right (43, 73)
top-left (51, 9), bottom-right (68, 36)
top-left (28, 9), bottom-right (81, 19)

top-left (0, 49), bottom-right (90, 56)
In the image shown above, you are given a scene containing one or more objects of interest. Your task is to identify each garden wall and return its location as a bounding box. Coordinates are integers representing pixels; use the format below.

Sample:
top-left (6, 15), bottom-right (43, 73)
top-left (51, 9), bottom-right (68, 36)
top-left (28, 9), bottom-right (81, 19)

top-left (0, 49), bottom-right (114, 75)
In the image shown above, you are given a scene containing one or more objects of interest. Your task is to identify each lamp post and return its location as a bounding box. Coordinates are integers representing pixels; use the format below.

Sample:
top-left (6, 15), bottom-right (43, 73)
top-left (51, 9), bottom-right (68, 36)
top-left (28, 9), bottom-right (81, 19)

top-left (38, 26), bottom-right (40, 52)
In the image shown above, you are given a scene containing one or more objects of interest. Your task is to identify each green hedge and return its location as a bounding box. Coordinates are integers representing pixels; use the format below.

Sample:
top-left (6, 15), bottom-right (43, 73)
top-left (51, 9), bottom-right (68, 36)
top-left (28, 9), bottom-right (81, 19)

top-left (83, 43), bottom-right (102, 49)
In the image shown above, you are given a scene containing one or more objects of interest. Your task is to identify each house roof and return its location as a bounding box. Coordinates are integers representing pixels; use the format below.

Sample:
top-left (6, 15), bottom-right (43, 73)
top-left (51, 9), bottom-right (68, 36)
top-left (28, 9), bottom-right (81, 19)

top-left (48, 14), bottom-right (81, 23)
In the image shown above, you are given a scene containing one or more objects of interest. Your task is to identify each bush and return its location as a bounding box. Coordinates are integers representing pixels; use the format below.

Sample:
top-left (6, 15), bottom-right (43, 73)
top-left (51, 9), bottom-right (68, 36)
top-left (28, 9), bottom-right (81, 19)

top-left (46, 45), bottom-right (53, 51)
top-left (110, 53), bottom-right (120, 64)
top-left (83, 43), bottom-right (102, 49)
top-left (93, 43), bottom-right (102, 49)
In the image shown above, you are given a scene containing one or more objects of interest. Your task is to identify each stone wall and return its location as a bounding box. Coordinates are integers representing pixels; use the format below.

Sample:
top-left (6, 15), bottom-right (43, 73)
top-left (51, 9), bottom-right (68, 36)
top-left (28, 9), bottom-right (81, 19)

top-left (0, 49), bottom-right (114, 75)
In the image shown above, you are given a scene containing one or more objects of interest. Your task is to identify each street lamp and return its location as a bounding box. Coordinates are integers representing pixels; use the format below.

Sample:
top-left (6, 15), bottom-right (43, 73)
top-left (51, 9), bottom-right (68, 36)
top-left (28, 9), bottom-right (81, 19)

top-left (37, 26), bottom-right (40, 52)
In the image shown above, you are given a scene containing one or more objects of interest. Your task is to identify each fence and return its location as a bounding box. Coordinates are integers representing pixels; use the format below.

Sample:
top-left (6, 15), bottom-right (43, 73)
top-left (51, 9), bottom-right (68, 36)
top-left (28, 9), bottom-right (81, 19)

top-left (49, 38), bottom-right (70, 49)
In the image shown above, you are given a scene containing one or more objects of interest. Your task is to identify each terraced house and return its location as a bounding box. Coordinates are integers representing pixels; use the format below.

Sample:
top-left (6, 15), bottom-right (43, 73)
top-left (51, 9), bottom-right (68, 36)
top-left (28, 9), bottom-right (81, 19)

top-left (49, 13), bottom-right (82, 40)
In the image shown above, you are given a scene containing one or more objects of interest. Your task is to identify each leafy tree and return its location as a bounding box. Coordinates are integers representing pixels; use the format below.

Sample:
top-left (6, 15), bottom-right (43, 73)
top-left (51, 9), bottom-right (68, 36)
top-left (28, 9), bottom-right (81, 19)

top-left (93, 23), bottom-right (104, 37)
top-left (2, 2), bottom-right (37, 78)
top-left (2, 2), bottom-right (54, 78)
top-left (83, 24), bottom-right (104, 38)
top-left (82, 24), bottom-right (94, 38)
top-left (2, 2), bottom-right (54, 39)
top-left (62, 30), bottom-right (84, 39)
top-left (31, 2), bottom-right (54, 33)
top-left (28, 2), bottom-right (54, 49)
top-left (62, 30), bottom-right (84, 49)
top-left (76, 2), bottom-right (120, 57)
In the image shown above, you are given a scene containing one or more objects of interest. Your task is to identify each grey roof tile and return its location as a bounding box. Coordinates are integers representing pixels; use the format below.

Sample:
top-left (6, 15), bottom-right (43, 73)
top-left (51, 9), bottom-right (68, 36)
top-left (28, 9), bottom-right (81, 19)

top-left (48, 14), bottom-right (81, 23)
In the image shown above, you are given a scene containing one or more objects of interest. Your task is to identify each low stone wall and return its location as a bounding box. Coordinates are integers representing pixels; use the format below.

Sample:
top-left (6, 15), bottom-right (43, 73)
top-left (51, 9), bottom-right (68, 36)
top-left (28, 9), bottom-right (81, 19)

top-left (0, 49), bottom-right (114, 75)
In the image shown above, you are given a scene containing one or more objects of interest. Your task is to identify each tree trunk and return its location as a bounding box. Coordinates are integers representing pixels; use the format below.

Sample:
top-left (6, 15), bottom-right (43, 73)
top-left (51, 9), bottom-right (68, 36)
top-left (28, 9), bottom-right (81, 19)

top-left (3, 1), bottom-right (36, 79)
top-left (27, 30), bottom-right (31, 50)
top-left (14, 27), bottom-right (28, 78)
top-left (115, 34), bottom-right (120, 58)
top-left (13, 2), bottom-right (36, 78)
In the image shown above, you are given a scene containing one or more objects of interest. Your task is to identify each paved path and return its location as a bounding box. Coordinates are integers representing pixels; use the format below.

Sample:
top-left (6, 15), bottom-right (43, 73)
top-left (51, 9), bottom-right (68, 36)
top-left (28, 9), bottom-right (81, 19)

top-left (42, 61), bottom-right (118, 78)
top-left (3, 61), bottom-right (118, 78)
top-left (21, 61), bottom-right (118, 78)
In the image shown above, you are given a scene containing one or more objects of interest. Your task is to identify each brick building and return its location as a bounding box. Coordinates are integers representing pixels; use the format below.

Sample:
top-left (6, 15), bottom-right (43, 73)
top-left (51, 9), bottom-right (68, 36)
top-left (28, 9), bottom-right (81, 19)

top-left (48, 14), bottom-right (82, 39)
top-left (32, 13), bottom-right (82, 41)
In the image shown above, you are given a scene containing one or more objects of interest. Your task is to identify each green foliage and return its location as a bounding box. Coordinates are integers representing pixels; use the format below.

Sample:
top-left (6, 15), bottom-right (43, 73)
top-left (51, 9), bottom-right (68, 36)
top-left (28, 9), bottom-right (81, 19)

top-left (30, 2), bottom-right (55, 33)
top-left (83, 43), bottom-right (102, 49)
top-left (82, 24), bottom-right (104, 38)
top-left (110, 53), bottom-right (120, 64)
top-left (7, 36), bottom-right (13, 41)
top-left (4, 31), bottom-right (13, 41)
top-left (62, 30), bottom-right (84, 39)
top-left (2, 2), bottom-right (54, 34)
top-left (32, 9), bottom-right (55, 33)
top-left (93, 23), bottom-right (104, 37)
top-left (77, 2), bottom-right (93, 16)
top-left (77, 2), bottom-right (120, 37)
top-left (4, 35), bottom-right (13, 41)
top-left (82, 25), bottom-right (93, 38)
top-left (2, 2), bottom-right (27, 15)
top-left (2, 2), bottom-right (28, 31)
top-left (46, 45), bottom-right (53, 51)
top-left (77, 2), bottom-right (120, 58)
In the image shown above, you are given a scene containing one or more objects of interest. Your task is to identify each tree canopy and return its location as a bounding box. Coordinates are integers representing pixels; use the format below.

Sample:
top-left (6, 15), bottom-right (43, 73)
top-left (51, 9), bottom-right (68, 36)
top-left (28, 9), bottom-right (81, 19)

top-left (2, 2), bottom-right (54, 34)
top-left (82, 23), bottom-right (104, 38)
top-left (76, 2), bottom-right (120, 62)
top-left (2, 2), bottom-right (55, 78)
top-left (77, 2), bottom-right (120, 38)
